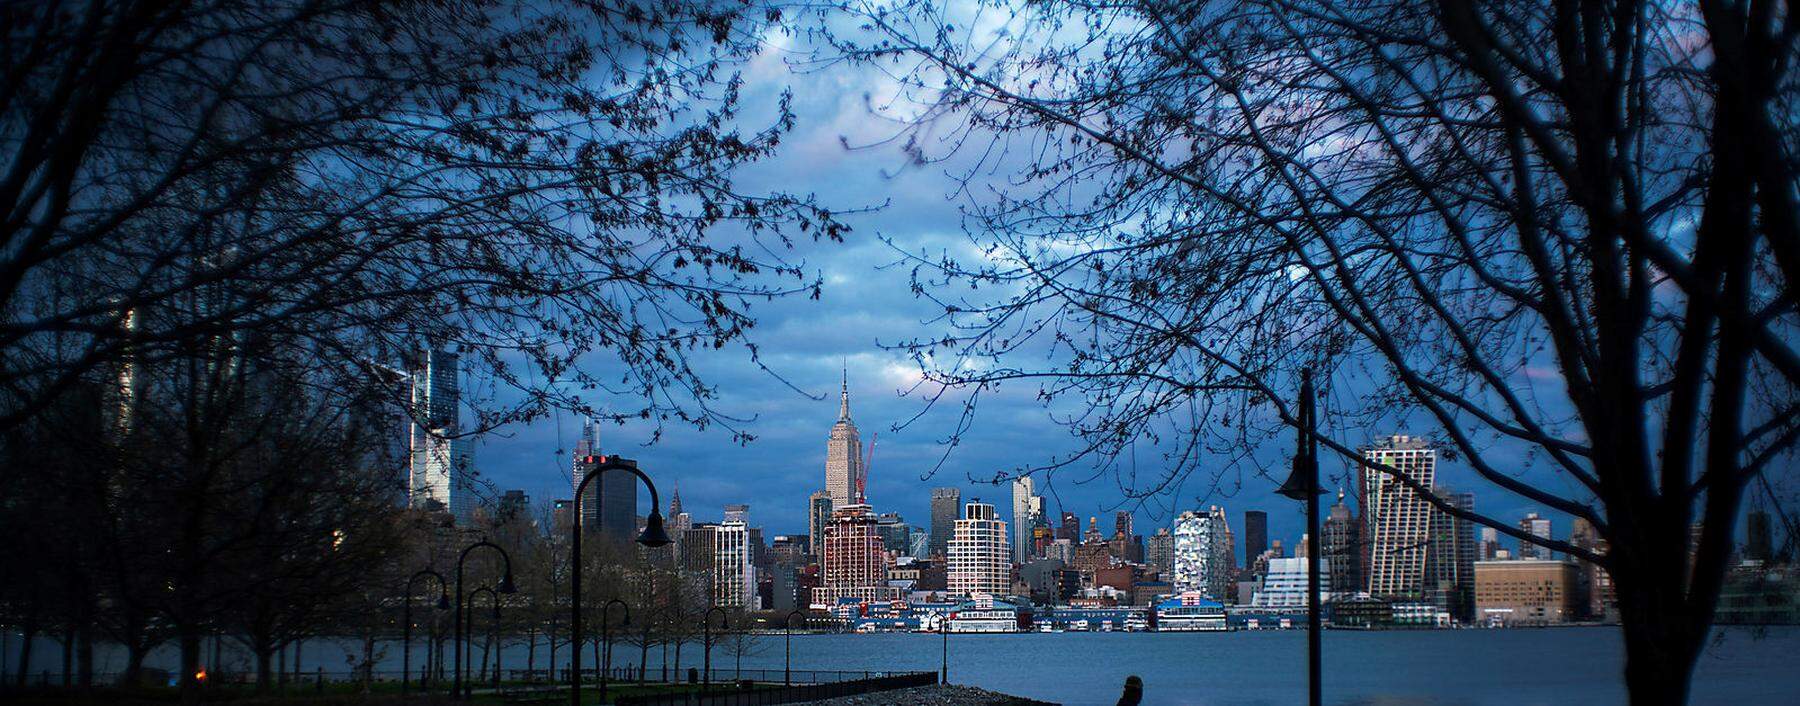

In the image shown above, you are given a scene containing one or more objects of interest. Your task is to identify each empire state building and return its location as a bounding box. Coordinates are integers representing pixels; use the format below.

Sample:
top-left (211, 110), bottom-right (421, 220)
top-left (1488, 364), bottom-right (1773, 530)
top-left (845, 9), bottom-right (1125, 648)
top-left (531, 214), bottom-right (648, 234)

top-left (824, 371), bottom-right (864, 507)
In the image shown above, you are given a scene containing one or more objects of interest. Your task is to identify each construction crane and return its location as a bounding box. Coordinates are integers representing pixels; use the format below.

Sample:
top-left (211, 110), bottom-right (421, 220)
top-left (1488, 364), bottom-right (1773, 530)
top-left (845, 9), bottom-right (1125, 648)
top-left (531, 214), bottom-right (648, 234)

top-left (856, 433), bottom-right (878, 504)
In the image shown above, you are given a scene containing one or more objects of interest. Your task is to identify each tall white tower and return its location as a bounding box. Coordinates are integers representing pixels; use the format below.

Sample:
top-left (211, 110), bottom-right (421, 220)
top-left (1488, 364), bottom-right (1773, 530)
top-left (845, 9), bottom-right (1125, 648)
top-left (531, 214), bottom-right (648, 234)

top-left (1011, 476), bottom-right (1038, 563)
top-left (409, 348), bottom-right (472, 523)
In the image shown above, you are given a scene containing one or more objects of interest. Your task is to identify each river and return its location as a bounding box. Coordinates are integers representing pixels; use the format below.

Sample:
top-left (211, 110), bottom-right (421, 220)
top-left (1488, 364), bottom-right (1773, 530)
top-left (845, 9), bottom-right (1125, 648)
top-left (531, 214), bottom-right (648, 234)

top-left (7, 626), bottom-right (1798, 705)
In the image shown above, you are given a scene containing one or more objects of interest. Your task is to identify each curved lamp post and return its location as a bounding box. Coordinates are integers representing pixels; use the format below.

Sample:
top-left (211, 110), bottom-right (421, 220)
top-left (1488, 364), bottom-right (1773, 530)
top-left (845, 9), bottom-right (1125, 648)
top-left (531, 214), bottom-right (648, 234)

top-left (1276, 368), bottom-right (1324, 706)
top-left (465, 587), bottom-right (501, 695)
top-left (783, 610), bottom-right (806, 686)
top-left (403, 569), bottom-right (450, 696)
top-left (570, 457), bottom-right (671, 706)
top-left (940, 607), bottom-right (955, 683)
top-left (700, 607), bottom-right (728, 688)
top-left (600, 599), bottom-right (629, 704)
top-left (454, 539), bottom-right (517, 700)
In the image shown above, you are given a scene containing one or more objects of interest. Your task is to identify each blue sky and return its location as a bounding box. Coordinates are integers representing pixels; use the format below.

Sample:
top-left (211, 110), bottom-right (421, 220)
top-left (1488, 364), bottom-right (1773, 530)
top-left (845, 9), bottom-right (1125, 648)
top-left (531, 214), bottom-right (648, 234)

top-left (465, 25), bottom-right (1578, 560)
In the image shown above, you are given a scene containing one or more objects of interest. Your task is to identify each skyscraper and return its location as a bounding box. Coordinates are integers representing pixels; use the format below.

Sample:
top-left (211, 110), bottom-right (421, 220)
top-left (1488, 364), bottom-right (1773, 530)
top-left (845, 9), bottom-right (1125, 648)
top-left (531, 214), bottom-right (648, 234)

top-left (1321, 488), bottom-right (1360, 596)
top-left (824, 371), bottom-right (864, 507)
top-left (1172, 507), bottom-right (1235, 600)
top-left (1012, 477), bottom-right (1039, 563)
top-left (1059, 512), bottom-right (1080, 541)
top-left (807, 491), bottom-right (833, 559)
top-left (1243, 510), bottom-right (1269, 570)
top-left (409, 348), bottom-right (473, 523)
top-left (1426, 489), bottom-right (1476, 621)
top-left (929, 487), bottom-right (961, 558)
top-left (1518, 512), bottom-right (1554, 560)
top-left (949, 499), bottom-right (1010, 596)
top-left (573, 452), bottom-right (638, 544)
top-left (1362, 435), bottom-right (1435, 598)
top-left (1147, 528), bottom-right (1175, 576)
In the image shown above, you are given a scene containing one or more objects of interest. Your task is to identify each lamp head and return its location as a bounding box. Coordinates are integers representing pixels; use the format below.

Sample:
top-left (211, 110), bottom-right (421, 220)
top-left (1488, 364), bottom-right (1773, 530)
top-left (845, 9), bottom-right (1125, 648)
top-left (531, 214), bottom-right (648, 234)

top-left (637, 511), bottom-right (673, 547)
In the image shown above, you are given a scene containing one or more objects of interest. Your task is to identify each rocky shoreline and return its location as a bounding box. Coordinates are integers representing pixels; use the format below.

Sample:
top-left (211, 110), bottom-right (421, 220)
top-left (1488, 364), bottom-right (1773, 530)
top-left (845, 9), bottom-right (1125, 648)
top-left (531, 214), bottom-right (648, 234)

top-left (802, 683), bottom-right (1058, 705)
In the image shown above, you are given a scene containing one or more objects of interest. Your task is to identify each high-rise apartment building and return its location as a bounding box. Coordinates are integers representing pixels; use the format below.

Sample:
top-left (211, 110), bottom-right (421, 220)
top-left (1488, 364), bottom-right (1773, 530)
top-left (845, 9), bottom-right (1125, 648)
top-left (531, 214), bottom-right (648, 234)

top-left (1478, 526), bottom-right (1501, 560)
top-left (929, 487), bottom-right (961, 558)
top-left (824, 373), bottom-right (864, 507)
top-left (714, 516), bottom-right (756, 608)
top-left (1012, 477), bottom-right (1040, 564)
top-left (812, 503), bottom-right (900, 606)
top-left (807, 491), bottom-right (833, 560)
top-left (1114, 511), bottom-right (1135, 542)
top-left (1172, 507), bottom-right (1235, 600)
top-left (409, 348), bottom-right (474, 523)
top-left (1569, 517), bottom-right (1614, 619)
top-left (1243, 511), bottom-right (1269, 569)
top-left (949, 499), bottom-right (1010, 596)
top-left (1362, 435), bottom-right (1436, 598)
top-left (1518, 512), bottom-right (1554, 560)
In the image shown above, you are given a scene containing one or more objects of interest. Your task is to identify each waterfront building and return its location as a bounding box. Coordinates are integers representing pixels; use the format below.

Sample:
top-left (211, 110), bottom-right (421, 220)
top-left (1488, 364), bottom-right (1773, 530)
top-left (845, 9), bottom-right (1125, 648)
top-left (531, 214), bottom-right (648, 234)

top-left (1425, 489), bottom-right (1476, 621)
top-left (1012, 477), bottom-right (1041, 563)
top-left (1570, 517), bottom-right (1615, 620)
top-left (1048, 538), bottom-right (1076, 565)
top-left (808, 490), bottom-right (833, 560)
top-left (1151, 592), bottom-right (1228, 632)
top-left (1474, 558), bottom-right (1579, 625)
top-left (929, 487), bottom-right (960, 558)
top-left (1243, 511), bottom-right (1269, 568)
top-left (1362, 435), bottom-right (1436, 598)
top-left (813, 503), bottom-right (902, 606)
top-left (1518, 512), bottom-right (1554, 560)
top-left (947, 593), bottom-right (1027, 633)
top-left (824, 372), bottom-right (864, 507)
top-left (1172, 507), bottom-right (1235, 600)
top-left (1251, 556), bottom-right (1333, 609)
top-left (1321, 489), bottom-right (1359, 595)
top-left (408, 348), bottom-right (474, 523)
top-left (714, 516), bottom-right (756, 608)
top-left (949, 499), bottom-right (1010, 596)
top-left (1147, 528), bottom-right (1175, 576)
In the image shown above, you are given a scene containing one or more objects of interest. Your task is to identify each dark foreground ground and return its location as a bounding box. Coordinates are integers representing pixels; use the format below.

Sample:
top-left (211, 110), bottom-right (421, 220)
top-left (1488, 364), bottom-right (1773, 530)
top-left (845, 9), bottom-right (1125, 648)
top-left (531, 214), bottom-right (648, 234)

top-left (803, 684), bottom-right (1058, 705)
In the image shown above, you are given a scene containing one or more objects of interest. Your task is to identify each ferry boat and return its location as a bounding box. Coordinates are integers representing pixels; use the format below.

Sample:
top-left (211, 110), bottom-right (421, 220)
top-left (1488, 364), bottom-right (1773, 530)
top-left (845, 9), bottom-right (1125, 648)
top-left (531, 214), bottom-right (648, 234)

top-left (1065, 619), bottom-right (1089, 632)
top-left (1154, 592), bottom-right (1230, 632)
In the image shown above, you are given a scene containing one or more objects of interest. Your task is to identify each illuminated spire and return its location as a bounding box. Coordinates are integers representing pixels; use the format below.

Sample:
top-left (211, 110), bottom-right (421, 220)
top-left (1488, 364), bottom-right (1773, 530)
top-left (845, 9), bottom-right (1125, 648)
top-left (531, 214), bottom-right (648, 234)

top-left (670, 479), bottom-right (683, 516)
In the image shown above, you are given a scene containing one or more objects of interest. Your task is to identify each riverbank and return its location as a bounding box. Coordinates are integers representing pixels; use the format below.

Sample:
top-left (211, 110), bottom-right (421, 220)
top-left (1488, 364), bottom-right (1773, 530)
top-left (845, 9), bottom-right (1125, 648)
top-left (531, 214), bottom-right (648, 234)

top-left (803, 683), bottom-right (1057, 705)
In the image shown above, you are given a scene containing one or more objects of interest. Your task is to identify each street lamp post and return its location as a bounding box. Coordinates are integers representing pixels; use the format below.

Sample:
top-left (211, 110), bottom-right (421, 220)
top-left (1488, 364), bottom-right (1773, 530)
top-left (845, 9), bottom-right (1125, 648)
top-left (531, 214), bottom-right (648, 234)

top-left (700, 607), bottom-right (727, 688)
top-left (454, 539), bottom-right (517, 700)
top-left (570, 457), bottom-right (671, 706)
top-left (1276, 368), bottom-right (1325, 706)
top-left (783, 610), bottom-right (805, 686)
top-left (599, 599), bottom-right (629, 705)
top-left (465, 587), bottom-right (500, 696)
top-left (402, 569), bottom-right (450, 696)
top-left (940, 609), bottom-right (953, 684)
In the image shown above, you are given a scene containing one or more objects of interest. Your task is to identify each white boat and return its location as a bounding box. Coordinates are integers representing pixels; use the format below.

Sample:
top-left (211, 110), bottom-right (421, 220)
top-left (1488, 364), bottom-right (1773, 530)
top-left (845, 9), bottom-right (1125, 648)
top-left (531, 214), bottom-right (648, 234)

top-left (1154, 592), bottom-right (1230, 632)
top-left (1066, 619), bottom-right (1089, 631)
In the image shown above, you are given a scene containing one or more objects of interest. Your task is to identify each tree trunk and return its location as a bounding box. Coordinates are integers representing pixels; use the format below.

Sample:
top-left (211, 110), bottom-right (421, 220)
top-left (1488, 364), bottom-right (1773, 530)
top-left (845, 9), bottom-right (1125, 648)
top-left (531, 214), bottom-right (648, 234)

top-left (177, 626), bottom-right (202, 704)
top-left (122, 640), bottom-right (145, 689)
top-left (75, 620), bottom-right (91, 688)
top-left (61, 627), bottom-right (72, 686)
top-left (15, 619), bottom-right (35, 688)
top-left (638, 639), bottom-right (649, 684)
top-left (255, 646), bottom-right (275, 694)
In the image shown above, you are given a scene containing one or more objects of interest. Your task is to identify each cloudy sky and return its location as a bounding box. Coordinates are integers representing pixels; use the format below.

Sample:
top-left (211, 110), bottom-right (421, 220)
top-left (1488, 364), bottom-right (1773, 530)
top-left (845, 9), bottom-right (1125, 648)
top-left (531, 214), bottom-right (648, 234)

top-left (466, 21), bottom-right (1568, 559)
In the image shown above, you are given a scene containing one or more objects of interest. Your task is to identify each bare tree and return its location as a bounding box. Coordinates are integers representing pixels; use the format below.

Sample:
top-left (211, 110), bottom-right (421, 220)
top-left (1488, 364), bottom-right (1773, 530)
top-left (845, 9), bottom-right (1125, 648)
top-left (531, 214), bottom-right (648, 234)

top-left (2, 0), bottom-right (848, 439)
top-left (818, 1), bottom-right (1798, 704)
